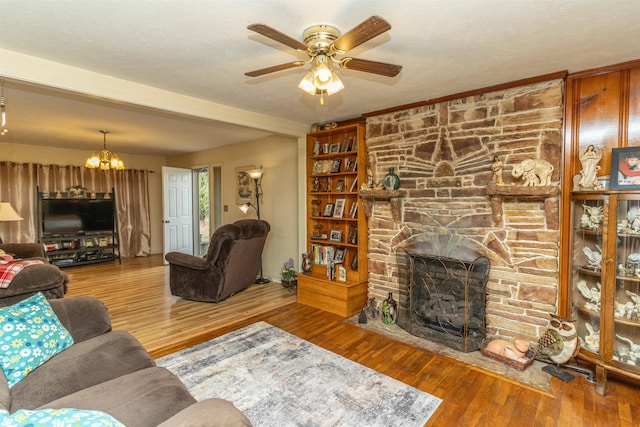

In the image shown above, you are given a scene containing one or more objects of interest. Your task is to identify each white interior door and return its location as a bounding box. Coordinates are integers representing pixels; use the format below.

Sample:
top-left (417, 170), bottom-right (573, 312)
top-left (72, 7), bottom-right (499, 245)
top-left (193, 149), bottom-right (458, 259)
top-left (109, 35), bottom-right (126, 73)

top-left (162, 166), bottom-right (193, 264)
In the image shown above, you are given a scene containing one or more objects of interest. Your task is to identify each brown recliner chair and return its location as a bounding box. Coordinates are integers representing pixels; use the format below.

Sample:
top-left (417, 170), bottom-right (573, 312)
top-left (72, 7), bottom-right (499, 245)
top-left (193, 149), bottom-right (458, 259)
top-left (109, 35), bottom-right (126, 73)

top-left (165, 219), bottom-right (270, 302)
top-left (0, 243), bottom-right (69, 307)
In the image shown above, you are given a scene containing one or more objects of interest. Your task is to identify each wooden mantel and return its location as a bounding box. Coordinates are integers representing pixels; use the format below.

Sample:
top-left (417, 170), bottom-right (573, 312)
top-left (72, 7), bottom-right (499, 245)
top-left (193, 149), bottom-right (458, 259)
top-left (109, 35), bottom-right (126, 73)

top-left (359, 189), bottom-right (408, 222)
top-left (486, 185), bottom-right (560, 227)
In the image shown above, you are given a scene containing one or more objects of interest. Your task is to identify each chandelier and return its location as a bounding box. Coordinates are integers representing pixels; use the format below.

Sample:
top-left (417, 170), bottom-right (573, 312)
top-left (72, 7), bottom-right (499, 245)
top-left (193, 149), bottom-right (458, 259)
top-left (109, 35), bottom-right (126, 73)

top-left (85, 130), bottom-right (125, 170)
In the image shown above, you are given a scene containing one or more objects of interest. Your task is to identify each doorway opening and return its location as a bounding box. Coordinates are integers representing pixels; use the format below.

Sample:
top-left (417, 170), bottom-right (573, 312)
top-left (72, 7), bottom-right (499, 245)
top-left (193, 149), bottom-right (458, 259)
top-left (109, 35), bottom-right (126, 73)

top-left (193, 167), bottom-right (209, 257)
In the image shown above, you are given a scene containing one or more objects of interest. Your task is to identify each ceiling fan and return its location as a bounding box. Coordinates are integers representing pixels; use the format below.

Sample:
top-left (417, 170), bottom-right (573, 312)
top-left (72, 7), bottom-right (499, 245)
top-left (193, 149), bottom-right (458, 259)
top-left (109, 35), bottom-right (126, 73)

top-left (245, 16), bottom-right (402, 103)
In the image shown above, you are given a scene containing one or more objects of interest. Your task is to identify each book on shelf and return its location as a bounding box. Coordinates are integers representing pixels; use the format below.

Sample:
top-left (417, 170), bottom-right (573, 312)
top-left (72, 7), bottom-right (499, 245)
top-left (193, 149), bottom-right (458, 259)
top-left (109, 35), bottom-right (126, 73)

top-left (311, 244), bottom-right (335, 266)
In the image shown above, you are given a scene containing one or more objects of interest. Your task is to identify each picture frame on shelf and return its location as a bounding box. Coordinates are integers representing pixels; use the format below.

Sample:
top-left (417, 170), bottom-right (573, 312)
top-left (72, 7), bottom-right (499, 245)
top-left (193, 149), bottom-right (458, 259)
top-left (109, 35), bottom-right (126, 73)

top-left (346, 158), bottom-right (355, 171)
top-left (329, 143), bottom-right (341, 154)
top-left (337, 264), bottom-right (347, 282)
top-left (335, 180), bottom-right (344, 192)
top-left (349, 177), bottom-right (358, 192)
top-left (330, 159), bottom-right (342, 173)
top-left (610, 147), bottom-right (640, 189)
top-left (334, 246), bottom-right (346, 262)
top-left (333, 199), bottom-right (346, 218)
top-left (349, 201), bottom-right (358, 218)
top-left (341, 137), bottom-right (351, 152)
top-left (323, 203), bottom-right (335, 217)
top-left (329, 229), bottom-right (343, 242)
top-left (347, 226), bottom-right (358, 245)
top-left (349, 137), bottom-right (358, 152)
top-left (351, 250), bottom-right (358, 271)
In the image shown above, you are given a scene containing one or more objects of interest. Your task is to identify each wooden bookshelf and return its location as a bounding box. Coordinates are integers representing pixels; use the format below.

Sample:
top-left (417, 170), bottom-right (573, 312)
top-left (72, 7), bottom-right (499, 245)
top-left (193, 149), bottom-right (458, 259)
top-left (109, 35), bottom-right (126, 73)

top-left (297, 123), bottom-right (368, 317)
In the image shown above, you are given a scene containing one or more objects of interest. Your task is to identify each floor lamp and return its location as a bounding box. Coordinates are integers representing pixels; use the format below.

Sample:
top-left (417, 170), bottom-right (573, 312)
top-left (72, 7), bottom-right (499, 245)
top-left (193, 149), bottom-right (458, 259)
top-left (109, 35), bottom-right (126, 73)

top-left (0, 202), bottom-right (23, 244)
top-left (240, 168), bottom-right (270, 285)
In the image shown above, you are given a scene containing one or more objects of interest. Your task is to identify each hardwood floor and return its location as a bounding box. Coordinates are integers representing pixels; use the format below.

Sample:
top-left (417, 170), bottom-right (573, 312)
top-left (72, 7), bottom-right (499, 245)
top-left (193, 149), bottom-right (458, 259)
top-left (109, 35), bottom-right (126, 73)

top-left (64, 255), bottom-right (639, 427)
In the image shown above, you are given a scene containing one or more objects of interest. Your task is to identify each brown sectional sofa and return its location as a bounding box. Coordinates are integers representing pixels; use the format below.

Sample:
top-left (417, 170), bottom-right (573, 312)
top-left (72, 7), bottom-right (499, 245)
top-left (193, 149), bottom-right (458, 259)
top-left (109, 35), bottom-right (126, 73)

top-left (0, 243), bottom-right (68, 307)
top-left (1, 296), bottom-right (251, 426)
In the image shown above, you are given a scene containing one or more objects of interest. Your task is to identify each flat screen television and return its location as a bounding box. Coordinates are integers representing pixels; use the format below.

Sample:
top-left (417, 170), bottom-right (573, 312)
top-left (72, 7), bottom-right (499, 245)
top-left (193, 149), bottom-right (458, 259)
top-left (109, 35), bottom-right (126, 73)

top-left (41, 199), bottom-right (115, 235)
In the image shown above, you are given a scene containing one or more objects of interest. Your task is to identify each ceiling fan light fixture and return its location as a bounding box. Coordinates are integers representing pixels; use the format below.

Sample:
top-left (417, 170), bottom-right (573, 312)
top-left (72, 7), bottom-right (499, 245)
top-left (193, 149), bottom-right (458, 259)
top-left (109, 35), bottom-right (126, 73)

top-left (298, 70), bottom-right (317, 95)
top-left (325, 71), bottom-right (344, 95)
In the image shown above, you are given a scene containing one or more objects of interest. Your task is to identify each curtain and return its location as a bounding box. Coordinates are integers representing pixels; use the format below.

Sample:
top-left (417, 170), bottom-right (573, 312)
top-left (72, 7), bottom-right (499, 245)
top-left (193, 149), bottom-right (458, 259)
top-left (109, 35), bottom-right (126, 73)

top-left (0, 161), bottom-right (151, 257)
top-left (0, 162), bottom-right (38, 242)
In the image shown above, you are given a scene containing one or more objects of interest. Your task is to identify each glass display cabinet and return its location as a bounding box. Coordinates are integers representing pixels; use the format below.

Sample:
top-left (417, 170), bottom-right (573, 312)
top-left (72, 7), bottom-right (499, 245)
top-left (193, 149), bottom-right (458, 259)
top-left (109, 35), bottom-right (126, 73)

top-left (570, 192), bottom-right (640, 394)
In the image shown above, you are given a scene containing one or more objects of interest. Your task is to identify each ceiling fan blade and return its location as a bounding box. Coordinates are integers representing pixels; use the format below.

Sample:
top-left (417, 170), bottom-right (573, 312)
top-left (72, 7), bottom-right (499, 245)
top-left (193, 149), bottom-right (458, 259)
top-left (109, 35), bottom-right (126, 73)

top-left (332, 16), bottom-right (391, 52)
top-left (339, 58), bottom-right (402, 77)
top-left (245, 61), bottom-right (306, 77)
top-left (247, 24), bottom-right (308, 51)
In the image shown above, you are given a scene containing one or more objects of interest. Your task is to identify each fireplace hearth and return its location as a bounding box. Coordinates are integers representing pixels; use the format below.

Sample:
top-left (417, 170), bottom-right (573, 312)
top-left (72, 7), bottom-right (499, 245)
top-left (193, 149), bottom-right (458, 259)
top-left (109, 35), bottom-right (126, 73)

top-left (396, 250), bottom-right (490, 352)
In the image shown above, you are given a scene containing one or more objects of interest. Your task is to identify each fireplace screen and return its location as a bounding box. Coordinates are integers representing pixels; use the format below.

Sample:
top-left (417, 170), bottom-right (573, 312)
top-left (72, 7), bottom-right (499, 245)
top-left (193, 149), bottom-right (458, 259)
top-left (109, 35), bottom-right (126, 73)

top-left (396, 250), bottom-right (490, 352)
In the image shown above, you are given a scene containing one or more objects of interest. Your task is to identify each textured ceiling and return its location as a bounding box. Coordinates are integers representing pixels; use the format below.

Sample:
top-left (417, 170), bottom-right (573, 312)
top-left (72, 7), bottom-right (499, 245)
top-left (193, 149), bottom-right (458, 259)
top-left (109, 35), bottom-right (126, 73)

top-left (1, 0), bottom-right (639, 156)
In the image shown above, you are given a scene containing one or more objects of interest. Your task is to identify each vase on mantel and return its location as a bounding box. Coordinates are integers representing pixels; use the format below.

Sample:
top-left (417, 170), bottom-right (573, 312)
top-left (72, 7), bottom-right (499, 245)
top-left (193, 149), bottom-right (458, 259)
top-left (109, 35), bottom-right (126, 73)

top-left (383, 167), bottom-right (400, 190)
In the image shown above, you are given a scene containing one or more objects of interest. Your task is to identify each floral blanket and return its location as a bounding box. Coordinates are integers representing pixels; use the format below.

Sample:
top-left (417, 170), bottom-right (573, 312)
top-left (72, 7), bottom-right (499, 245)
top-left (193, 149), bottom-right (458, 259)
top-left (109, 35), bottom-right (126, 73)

top-left (0, 260), bottom-right (45, 288)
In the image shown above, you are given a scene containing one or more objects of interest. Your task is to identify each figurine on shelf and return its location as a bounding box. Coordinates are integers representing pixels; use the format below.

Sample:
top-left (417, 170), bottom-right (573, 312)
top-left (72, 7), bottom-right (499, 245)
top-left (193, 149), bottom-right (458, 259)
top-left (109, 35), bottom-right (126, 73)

top-left (582, 246), bottom-right (602, 269)
top-left (578, 144), bottom-right (602, 189)
top-left (616, 334), bottom-right (640, 365)
top-left (576, 279), bottom-right (601, 312)
top-left (582, 204), bottom-right (603, 228)
top-left (511, 158), bottom-right (554, 186)
top-left (580, 322), bottom-right (600, 352)
top-left (490, 155), bottom-right (505, 186)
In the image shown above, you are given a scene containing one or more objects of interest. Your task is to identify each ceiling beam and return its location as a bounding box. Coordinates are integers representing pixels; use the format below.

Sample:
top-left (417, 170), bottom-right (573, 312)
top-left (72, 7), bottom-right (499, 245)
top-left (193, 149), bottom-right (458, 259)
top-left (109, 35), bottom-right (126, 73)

top-left (0, 48), bottom-right (308, 138)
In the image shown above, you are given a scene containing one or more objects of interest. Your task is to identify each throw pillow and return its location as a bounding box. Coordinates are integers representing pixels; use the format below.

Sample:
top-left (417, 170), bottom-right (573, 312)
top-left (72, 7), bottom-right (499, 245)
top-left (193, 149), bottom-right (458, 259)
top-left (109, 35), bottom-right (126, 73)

top-left (0, 408), bottom-right (124, 427)
top-left (0, 292), bottom-right (74, 387)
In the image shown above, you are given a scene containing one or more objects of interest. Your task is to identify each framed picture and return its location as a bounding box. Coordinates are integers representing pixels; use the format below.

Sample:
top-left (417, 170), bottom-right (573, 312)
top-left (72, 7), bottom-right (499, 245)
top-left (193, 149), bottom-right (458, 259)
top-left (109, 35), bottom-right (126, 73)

top-left (349, 177), bottom-right (358, 192)
top-left (323, 203), bottom-right (335, 217)
top-left (347, 226), bottom-right (358, 244)
top-left (334, 246), bottom-right (346, 262)
top-left (611, 147), bottom-right (640, 189)
top-left (330, 159), bottom-right (342, 173)
top-left (329, 229), bottom-right (342, 242)
top-left (351, 250), bottom-right (358, 271)
top-left (341, 137), bottom-right (351, 152)
top-left (235, 165), bottom-right (255, 205)
top-left (349, 201), bottom-right (358, 218)
top-left (329, 143), bottom-right (340, 154)
top-left (335, 180), bottom-right (344, 192)
top-left (333, 199), bottom-right (346, 217)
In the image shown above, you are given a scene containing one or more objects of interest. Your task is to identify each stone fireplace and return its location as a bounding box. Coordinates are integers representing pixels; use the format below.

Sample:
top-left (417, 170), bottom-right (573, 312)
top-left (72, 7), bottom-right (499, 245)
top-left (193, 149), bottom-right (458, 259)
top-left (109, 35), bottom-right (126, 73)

top-left (362, 78), bottom-right (564, 343)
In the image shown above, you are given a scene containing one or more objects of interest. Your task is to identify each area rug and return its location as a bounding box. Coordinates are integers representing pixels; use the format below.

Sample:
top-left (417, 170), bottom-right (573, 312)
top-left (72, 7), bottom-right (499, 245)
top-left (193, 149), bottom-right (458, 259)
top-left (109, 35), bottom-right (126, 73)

top-left (156, 321), bottom-right (441, 427)
top-left (347, 316), bottom-right (551, 393)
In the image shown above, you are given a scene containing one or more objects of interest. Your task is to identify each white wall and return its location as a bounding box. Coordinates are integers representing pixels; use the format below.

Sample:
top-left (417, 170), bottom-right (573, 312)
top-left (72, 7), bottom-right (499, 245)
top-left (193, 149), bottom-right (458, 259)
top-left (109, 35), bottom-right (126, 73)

top-left (0, 141), bottom-right (166, 255)
top-left (167, 135), bottom-right (300, 281)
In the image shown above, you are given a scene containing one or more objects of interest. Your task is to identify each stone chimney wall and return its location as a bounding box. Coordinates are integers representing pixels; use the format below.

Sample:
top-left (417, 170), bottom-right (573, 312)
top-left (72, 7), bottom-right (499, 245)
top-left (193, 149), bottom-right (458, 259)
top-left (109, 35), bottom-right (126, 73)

top-left (364, 79), bottom-right (564, 342)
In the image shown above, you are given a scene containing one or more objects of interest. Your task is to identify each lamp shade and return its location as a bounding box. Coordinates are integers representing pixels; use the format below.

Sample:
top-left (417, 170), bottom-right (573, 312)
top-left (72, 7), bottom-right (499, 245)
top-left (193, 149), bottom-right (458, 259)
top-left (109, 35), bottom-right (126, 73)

top-left (246, 169), bottom-right (263, 180)
top-left (0, 202), bottom-right (22, 221)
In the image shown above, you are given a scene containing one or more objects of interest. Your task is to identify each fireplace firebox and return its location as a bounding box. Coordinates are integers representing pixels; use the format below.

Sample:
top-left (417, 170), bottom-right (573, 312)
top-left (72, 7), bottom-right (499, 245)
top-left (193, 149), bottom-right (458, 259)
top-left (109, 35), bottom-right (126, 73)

top-left (396, 250), bottom-right (490, 352)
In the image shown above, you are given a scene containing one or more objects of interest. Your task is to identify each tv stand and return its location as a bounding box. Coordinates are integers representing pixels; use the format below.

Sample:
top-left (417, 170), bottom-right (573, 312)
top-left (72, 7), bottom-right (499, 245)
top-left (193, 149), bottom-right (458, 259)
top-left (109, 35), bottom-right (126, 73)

top-left (37, 189), bottom-right (121, 268)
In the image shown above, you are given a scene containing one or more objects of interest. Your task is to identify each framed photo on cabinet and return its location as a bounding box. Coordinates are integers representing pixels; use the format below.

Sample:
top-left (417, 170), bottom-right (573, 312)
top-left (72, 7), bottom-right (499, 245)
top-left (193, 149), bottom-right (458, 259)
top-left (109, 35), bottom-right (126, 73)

top-left (610, 147), bottom-right (640, 189)
top-left (329, 143), bottom-right (340, 154)
top-left (335, 180), bottom-right (344, 192)
top-left (329, 229), bottom-right (343, 242)
top-left (334, 246), bottom-right (346, 262)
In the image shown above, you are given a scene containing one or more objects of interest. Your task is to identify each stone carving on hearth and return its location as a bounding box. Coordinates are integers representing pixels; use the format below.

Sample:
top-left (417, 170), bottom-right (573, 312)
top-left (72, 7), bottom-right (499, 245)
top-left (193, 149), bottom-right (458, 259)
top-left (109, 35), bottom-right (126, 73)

top-left (511, 158), bottom-right (554, 186)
